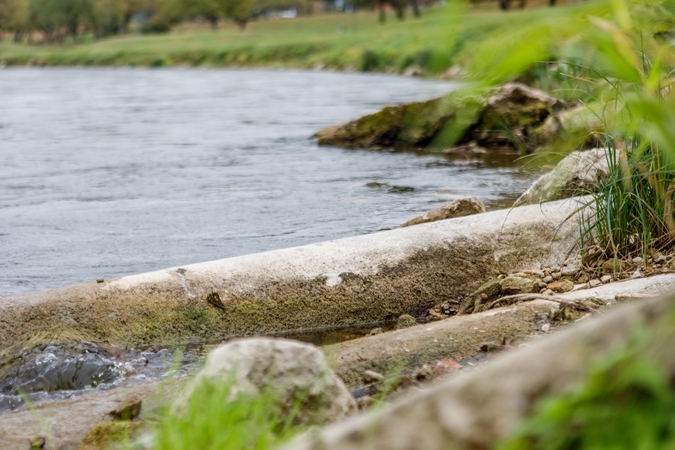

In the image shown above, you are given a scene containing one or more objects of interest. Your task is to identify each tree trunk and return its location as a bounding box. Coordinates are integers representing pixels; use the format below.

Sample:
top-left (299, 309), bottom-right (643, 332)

top-left (235, 18), bottom-right (249, 30)
top-left (394, 4), bottom-right (404, 20)
top-left (411, 0), bottom-right (420, 18)
top-left (208, 15), bottom-right (218, 31)
top-left (376, 0), bottom-right (385, 24)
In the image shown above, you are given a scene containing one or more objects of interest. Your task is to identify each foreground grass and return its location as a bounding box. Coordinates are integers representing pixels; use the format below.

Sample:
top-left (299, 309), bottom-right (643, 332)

top-left (0, 3), bottom-right (609, 72)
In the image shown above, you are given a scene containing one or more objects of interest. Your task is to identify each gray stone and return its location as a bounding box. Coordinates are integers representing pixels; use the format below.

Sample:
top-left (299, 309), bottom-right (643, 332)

top-left (589, 279), bottom-right (602, 288)
top-left (600, 275), bottom-right (612, 284)
top-left (543, 276), bottom-right (554, 283)
top-left (499, 276), bottom-right (539, 295)
top-left (515, 148), bottom-right (613, 206)
top-left (401, 197), bottom-right (487, 227)
top-left (561, 266), bottom-right (580, 277)
top-left (172, 338), bottom-right (356, 424)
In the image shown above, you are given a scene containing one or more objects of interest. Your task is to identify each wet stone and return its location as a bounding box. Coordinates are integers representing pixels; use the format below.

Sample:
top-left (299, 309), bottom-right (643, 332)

top-left (0, 342), bottom-right (121, 413)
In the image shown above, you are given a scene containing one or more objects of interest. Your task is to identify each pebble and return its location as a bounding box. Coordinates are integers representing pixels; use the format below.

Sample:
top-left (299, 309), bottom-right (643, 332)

top-left (561, 266), bottom-right (580, 276)
top-left (543, 289), bottom-right (554, 295)
top-left (541, 323), bottom-right (550, 332)
top-left (363, 370), bottom-right (385, 383)
top-left (369, 328), bottom-right (383, 336)
top-left (631, 269), bottom-right (644, 279)
top-left (543, 276), bottom-right (553, 283)
top-left (632, 256), bottom-right (644, 264)
top-left (589, 279), bottom-right (602, 288)
top-left (552, 272), bottom-right (561, 280)
top-left (532, 270), bottom-right (545, 278)
top-left (96, 278), bottom-right (104, 283)
top-left (572, 283), bottom-right (589, 291)
top-left (547, 280), bottom-right (574, 293)
top-left (30, 436), bottom-right (46, 449)
top-left (600, 275), bottom-right (612, 284)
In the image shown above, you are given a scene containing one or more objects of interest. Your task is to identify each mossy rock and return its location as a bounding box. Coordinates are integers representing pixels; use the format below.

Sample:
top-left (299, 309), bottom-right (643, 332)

top-left (315, 83), bottom-right (568, 154)
top-left (396, 314), bottom-right (418, 329)
top-left (77, 421), bottom-right (145, 450)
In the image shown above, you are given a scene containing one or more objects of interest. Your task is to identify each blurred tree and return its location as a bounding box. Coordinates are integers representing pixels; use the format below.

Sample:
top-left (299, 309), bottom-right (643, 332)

top-left (188, 0), bottom-right (223, 30)
top-left (29, 0), bottom-right (93, 40)
top-left (223, 0), bottom-right (266, 30)
top-left (0, 0), bottom-right (30, 41)
top-left (140, 0), bottom-right (185, 33)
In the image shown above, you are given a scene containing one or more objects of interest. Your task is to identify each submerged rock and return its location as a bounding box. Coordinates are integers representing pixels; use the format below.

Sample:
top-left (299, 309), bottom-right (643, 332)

top-left (315, 83), bottom-right (568, 153)
top-left (172, 338), bottom-right (355, 425)
top-left (401, 197), bottom-right (487, 227)
top-left (515, 148), bottom-right (612, 206)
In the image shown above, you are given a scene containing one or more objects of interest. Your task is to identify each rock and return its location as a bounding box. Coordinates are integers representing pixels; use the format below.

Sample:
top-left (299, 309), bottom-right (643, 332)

top-left (515, 148), bottom-right (613, 206)
top-left (77, 421), bottom-right (145, 450)
top-left (541, 323), bottom-right (550, 332)
top-left (172, 338), bottom-right (356, 425)
top-left (543, 276), bottom-right (554, 283)
top-left (600, 275), bottom-right (612, 284)
top-left (479, 342), bottom-right (505, 352)
top-left (369, 328), bottom-right (383, 336)
top-left (396, 314), bottom-right (418, 329)
top-left (30, 436), bottom-right (45, 449)
top-left (357, 395), bottom-right (374, 410)
top-left (401, 197), bottom-right (487, 227)
top-left (543, 289), bottom-right (554, 295)
top-left (96, 278), bottom-right (104, 283)
top-left (499, 276), bottom-right (539, 295)
top-left (109, 395), bottom-right (142, 421)
top-left (572, 283), bottom-right (589, 291)
top-left (547, 279), bottom-right (574, 293)
top-left (470, 279), bottom-right (502, 298)
top-left (402, 65), bottom-right (423, 77)
top-left (589, 279), bottom-right (602, 288)
top-left (412, 364), bottom-right (434, 380)
top-left (561, 266), bottom-right (580, 277)
top-left (315, 83), bottom-right (567, 153)
top-left (631, 269), bottom-right (644, 279)
top-left (461, 278), bottom-right (502, 313)
top-left (363, 370), bottom-right (385, 383)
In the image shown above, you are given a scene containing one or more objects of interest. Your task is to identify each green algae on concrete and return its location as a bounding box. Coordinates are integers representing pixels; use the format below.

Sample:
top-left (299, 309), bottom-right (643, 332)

top-left (0, 201), bottom-right (579, 353)
top-left (77, 420), bottom-right (145, 450)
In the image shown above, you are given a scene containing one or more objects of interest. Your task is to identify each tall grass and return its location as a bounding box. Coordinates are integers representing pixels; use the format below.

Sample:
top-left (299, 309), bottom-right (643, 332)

top-left (457, 0), bottom-right (675, 263)
top-left (151, 375), bottom-right (303, 450)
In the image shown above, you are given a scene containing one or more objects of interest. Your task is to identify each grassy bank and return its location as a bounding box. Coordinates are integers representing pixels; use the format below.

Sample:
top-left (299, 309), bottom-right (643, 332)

top-left (0, 3), bottom-right (606, 72)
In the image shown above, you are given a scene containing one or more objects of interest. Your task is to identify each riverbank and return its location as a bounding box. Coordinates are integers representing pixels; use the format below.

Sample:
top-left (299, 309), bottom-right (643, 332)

top-left (0, 3), bottom-right (609, 72)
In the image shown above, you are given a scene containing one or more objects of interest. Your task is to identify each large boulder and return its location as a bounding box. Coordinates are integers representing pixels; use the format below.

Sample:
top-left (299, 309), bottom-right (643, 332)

top-left (515, 148), bottom-right (612, 206)
top-left (315, 83), bottom-right (568, 153)
top-left (172, 338), bottom-right (356, 425)
top-left (400, 197), bottom-right (487, 227)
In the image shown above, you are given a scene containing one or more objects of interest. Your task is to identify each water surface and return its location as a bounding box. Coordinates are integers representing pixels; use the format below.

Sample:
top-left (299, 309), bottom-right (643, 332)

top-left (0, 68), bottom-right (543, 296)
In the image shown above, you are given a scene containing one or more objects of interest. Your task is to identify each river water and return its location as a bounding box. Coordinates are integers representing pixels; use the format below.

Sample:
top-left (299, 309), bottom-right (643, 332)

top-left (0, 68), bottom-right (542, 297)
